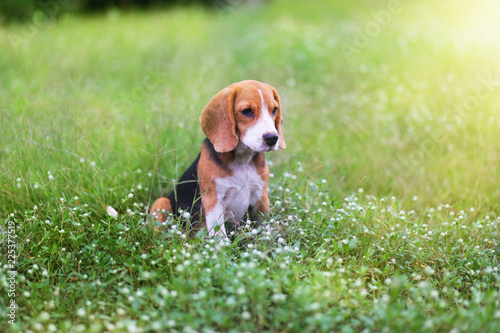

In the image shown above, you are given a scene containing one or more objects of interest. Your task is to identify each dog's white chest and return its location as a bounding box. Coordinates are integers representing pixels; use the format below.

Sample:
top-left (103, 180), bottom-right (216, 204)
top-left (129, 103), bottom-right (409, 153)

top-left (215, 163), bottom-right (265, 222)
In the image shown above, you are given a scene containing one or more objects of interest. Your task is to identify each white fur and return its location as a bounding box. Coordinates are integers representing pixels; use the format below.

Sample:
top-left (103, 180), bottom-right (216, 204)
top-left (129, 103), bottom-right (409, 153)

top-left (205, 153), bottom-right (265, 238)
top-left (240, 89), bottom-right (279, 152)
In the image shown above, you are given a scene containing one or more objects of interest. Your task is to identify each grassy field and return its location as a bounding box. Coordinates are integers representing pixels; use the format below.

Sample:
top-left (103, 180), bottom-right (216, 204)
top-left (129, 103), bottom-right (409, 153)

top-left (1, 0), bottom-right (500, 331)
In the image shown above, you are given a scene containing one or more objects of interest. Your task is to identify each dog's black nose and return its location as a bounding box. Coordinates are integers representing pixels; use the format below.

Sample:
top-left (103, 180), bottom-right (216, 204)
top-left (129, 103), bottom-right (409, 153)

top-left (263, 133), bottom-right (279, 147)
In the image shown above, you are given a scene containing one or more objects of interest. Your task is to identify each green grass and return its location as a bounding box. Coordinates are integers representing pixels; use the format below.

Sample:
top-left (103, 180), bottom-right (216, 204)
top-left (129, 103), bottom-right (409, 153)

top-left (1, 0), bottom-right (500, 332)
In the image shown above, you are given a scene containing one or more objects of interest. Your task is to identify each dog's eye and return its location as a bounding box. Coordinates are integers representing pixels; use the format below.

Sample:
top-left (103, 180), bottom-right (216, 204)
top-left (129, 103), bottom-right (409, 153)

top-left (241, 108), bottom-right (254, 117)
top-left (272, 107), bottom-right (278, 116)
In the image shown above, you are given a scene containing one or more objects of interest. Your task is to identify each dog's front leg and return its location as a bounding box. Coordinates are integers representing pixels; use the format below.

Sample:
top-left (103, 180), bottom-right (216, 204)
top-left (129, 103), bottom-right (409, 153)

top-left (205, 205), bottom-right (227, 239)
top-left (248, 193), bottom-right (270, 229)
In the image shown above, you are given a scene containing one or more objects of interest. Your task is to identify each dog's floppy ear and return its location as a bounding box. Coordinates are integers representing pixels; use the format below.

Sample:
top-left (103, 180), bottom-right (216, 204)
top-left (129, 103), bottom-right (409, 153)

top-left (272, 87), bottom-right (286, 150)
top-left (200, 86), bottom-right (239, 153)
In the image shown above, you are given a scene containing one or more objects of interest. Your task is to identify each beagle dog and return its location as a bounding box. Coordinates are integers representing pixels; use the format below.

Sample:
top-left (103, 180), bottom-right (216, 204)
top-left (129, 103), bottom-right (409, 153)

top-left (149, 80), bottom-right (285, 238)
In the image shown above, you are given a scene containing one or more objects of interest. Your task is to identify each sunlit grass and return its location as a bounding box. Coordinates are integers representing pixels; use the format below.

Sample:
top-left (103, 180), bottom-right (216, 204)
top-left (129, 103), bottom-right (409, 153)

top-left (1, 0), bottom-right (499, 332)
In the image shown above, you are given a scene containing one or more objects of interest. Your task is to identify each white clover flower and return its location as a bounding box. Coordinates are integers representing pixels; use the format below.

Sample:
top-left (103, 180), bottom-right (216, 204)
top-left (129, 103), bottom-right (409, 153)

top-left (272, 293), bottom-right (286, 302)
top-left (106, 206), bottom-right (118, 219)
top-left (76, 308), bottom-right (87, 317)
top-left (128, 193), bottom-right (134, 199)
top-left (182, 211), bottom-right (191, 219)
top-left (242, 311), bottom-right (251, 320)
top-left (309, 302), bottom-right (320, 311)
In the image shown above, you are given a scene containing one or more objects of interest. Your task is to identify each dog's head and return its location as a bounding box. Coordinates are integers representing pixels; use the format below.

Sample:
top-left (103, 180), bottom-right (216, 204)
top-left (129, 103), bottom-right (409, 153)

top-left (200, 80), bottom-right (286, 153)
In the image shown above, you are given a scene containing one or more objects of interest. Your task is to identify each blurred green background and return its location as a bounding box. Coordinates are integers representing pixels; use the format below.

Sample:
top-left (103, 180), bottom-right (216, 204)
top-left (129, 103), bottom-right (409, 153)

top-left (1, 0), bottom-right (500, 213)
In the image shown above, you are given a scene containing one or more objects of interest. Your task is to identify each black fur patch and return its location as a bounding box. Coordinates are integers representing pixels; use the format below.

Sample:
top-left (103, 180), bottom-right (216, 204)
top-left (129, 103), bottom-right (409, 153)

top-left (203, 137), bottom-right (231, 173)
top-left (167, 154), bottom-right (202, 222)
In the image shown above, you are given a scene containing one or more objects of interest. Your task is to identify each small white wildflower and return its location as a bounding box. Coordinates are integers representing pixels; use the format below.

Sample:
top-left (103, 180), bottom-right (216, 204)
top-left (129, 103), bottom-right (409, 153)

top-left (106, 206), bottom-right (118, 219)
top-left (128, 193), bottom-right (133, 199)
top-left (49, 175), bottom-right (54, 180)
top-left (76, 308), bottom-right (86, 317)
top-left (182, 211), bottom-right (191, 219)
top-left (242, 311), bottom-right (251, 320)
top-left (272, 293), bottom-right (286, 302)
top-left (424, 266), bottom-right (435, 275)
